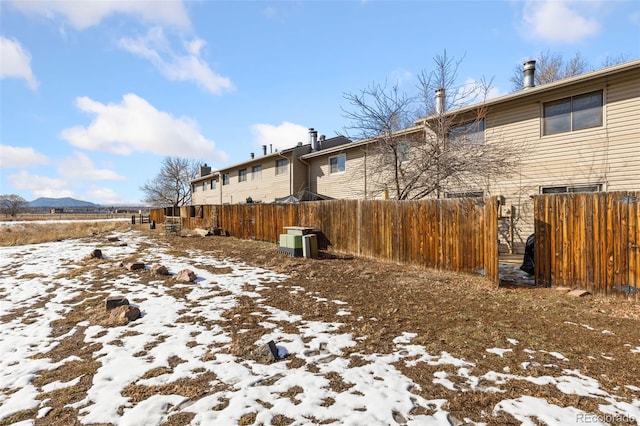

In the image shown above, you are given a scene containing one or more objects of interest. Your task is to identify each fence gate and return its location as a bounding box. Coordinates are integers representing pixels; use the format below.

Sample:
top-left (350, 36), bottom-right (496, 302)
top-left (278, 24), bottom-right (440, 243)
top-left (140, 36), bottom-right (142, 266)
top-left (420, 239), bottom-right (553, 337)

top-left (534, 191), bottom-right (640, 300)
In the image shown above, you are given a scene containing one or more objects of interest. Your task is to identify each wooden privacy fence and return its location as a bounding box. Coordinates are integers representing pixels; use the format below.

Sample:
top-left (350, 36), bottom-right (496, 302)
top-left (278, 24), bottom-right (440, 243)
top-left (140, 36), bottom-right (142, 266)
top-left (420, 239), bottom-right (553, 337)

top-left (534, 191), bottom-right (640, 300)
top-left (151, 198), bottom-right (499, 283)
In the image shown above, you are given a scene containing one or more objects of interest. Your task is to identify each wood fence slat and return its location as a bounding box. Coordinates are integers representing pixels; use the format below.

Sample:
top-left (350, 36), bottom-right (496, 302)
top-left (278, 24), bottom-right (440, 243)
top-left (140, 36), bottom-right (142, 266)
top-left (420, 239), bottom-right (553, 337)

top-left (584, 195), bottom-right (594, 289)
top-left (626, 191), bottom-right (635, 299)
top-left (150, 196), bottom-right (500, 284)
top-left (529, 191), bottom-right (640, 298)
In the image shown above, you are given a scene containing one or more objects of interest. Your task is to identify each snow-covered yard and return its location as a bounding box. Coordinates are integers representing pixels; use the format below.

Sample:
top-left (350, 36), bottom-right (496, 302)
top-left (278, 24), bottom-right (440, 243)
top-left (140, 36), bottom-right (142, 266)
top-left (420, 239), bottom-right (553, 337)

top-left (0, 229), bottom-right (638, 425)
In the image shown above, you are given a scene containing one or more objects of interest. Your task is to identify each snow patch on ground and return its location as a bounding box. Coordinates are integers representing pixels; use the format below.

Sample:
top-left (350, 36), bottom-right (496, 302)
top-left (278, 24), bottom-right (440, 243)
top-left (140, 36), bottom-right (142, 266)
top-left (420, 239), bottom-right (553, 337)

top-left (1, 230), bottom-right (639, 425)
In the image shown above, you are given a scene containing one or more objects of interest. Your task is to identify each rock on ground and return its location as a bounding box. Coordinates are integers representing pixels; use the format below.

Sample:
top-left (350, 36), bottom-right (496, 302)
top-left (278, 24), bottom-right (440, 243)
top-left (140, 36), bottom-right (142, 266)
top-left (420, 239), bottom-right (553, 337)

top-left (175, 269), bottom-right (197, 282)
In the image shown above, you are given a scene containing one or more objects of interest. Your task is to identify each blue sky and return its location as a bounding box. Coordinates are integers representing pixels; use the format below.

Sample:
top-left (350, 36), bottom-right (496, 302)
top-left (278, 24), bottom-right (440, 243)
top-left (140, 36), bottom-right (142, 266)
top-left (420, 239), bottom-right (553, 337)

top-left (1, 0), bottom-right (639, 206)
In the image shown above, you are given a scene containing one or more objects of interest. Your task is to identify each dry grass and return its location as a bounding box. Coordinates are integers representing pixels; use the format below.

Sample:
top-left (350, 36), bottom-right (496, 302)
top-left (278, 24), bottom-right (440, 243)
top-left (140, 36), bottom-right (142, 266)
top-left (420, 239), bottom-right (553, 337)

top-left (0, 221), bottom-right (131, 246)
top-left (1, 213), bottom-right (132, 222)
top-left (2, 222), bottom-right (640, 424)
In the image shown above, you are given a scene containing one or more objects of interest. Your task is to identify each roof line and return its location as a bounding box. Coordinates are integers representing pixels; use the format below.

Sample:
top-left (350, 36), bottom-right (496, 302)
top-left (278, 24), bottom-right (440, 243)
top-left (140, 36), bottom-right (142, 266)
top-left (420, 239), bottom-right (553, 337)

top-left (415, 58), bottom-right (640, 125)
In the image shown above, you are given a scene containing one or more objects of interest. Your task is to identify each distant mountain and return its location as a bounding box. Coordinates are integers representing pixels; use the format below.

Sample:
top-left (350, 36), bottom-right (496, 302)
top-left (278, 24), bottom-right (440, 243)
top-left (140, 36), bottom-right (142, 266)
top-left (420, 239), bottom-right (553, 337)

top-left (28, 197), bottom-right (99, 208)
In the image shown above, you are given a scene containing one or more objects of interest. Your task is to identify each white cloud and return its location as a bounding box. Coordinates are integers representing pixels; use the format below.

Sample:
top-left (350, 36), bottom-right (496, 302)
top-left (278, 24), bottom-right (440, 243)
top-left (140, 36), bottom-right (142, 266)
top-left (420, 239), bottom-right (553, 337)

top-left (60, 93), bottom-right (228, 161)
top-left (485, 86), bottom-right (505, 100)
top-left (85, 187), bottom-right (128, 205)
top-left (0, 145), bottom-right (48, 168)
top-left (119, 27), bottom-right (233, 95)
top-left (261, 6), bottom-right (278, 19)
top-left (0, 37), bottom-right (39, 90)
top-left (463, 78), bottom-right (506, 102)
top-left (9, 0), bottom-right (190, 30)
top-left (31, 188), bottom-right (75, 198)
top-left (57, 152), bottom-right (126, 181)
top-left (390, 69), bottom-right (413, 87)
top-left (8, 170), bottom-right (68, 194)
top-left (521, 0), bottom-right (600, 43)
top-left (251, 122), bottom-right (310, 152)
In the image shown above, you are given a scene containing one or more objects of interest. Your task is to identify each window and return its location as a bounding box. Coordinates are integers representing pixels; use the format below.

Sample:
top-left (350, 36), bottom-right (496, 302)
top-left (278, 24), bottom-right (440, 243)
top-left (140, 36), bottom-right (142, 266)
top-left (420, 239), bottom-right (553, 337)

top-left (398, 141), bottom-right (410, 162)
top-left (543, 90), bottom-right (603, 135)
top-left (192, 184), bottom-right (197, 192)
top-left (446, 191), bottom-right (484, 198)
top-left (449, 119), bottom-right (485, 145)
top-left (275, 158), bottom-right (288, 175)
top-left (252, 165), bottom-right (262, 180)
top-left (239, 169), bottom-right (247, 182)
top-left (210, 179), bottom-right (217, 190)
top-left (190, 206), bottom-right (204, 218)
top-left (329, 154), bottom-right (346, 174)
top-left (222, 173), bottom-right (230, 185)
top-left (541, 184), bottom-right (602, 194)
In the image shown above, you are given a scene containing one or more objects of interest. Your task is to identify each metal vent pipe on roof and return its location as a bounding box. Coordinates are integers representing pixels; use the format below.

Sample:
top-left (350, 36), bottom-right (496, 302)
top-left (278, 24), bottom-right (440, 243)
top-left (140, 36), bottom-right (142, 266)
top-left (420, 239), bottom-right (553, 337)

top-left (250, 152), bottom-right (254, 159)
top-left (523, 60), bottom-right (536, 89)
top-left (435, 88), bottom-right (445, 114)
top-left (262, 145), bottom-right (267, 155)
top-left (200, 163), bottom-right (211, 177)
top-left (309, 128), bottom-right (319, 151)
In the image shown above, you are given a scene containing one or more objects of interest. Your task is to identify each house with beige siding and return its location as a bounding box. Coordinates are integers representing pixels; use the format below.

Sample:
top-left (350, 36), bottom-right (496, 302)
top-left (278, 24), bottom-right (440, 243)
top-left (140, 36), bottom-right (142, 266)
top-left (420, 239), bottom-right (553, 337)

top-left (302, 60), bottom-right (640, 252)
top-left (191, 132), bottom-right (351, 205)
top-left (302, 59), bottom-right (640, 251)
top-left (458, 59), bottom-right (640, 251)
top-left (300, 126), bottom-right (426, 200)
top-left (190, 59), bottom-right (639, 252)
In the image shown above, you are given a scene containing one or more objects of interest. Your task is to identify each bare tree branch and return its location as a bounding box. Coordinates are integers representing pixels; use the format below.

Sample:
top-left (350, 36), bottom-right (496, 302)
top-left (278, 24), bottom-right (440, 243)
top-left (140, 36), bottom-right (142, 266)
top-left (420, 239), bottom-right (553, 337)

top-left (343, 51), bottom-right (528, 201)
top-left (140, 157), bottom-right (200, 208)
top-left (507, 51), bottom-right (628, 92)
top-left (0, 194), bottom-right (27, 217)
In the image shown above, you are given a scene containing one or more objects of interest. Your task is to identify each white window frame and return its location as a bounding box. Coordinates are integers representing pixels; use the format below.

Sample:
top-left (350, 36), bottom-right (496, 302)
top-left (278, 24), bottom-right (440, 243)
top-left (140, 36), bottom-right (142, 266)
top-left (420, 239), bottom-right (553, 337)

top-left (275, 159), bottom-right (288, 175)
top-left (542, 90), bottom-right (603, 136)
top-left (329, 154), bottom-right (346, 174)
top-left (449, 119), bottom-right (485, 145)
top-left (238, 169), bottom-right (247, 182)
top-left (222, 173), bottom-right (230, 185)
top-left (540, 183), bottom-right (603, 194)
top-left (397, 141), bottom-right (410, 163)
top-left (252, 165), bottom-right (262, 180)
top-left (445, 191), bottom-right (484, 198)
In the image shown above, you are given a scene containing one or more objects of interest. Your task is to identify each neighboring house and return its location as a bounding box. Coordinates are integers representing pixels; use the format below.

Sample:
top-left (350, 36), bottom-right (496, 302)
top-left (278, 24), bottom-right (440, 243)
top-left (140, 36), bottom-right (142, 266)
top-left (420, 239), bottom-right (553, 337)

top-left (460, 59), bottom-right (639, 251)
top-left (304, 59), bottom-right (640, 251)
top-left (300, 127), bottom-right (421, 200)
top-left (191, 59), bottom-right (640, 252)
top-left (190, 131), bottom-right (351, 205)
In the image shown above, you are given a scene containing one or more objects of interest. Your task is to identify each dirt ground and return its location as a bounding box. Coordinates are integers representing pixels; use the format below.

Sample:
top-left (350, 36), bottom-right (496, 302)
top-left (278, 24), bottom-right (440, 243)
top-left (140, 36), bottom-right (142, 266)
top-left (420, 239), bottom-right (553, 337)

top-left (2, 224), bottom-right (639, 425)
top-left (146, 227), bottom-right (640, 423)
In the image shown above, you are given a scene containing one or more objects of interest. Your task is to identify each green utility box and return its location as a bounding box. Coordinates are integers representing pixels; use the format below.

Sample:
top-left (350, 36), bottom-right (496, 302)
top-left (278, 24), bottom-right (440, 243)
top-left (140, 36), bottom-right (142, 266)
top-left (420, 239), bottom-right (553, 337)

top-left (278, 234), bottom-right (303, 257)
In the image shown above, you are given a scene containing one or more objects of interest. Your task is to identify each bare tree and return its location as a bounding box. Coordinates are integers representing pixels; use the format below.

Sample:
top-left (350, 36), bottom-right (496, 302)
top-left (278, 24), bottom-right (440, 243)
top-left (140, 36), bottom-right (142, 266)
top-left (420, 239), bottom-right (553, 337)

top-left (509, 51), bottom-right (629, 92)
top-left (601, 53), bottom-right (629, 68)
top-left (342, 51), bottom-right (525, 200)
top-left (0, 194), bottom-right (27, 217)
top-left (140, 157), bottom-right (199, 210)
top-left (342, 81), bottom-right (416, 198)
top-left (510, 51), bottom-right (590, 91)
